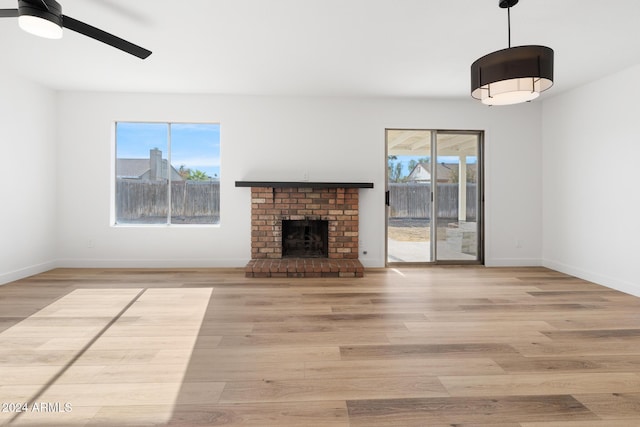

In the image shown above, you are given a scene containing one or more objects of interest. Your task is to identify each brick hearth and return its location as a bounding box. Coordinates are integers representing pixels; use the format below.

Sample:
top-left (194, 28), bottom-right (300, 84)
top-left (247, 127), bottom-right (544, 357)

top-left (239, 182), bottom-right (371, 278)
top-left (245, 258), bottom-right (364, 278)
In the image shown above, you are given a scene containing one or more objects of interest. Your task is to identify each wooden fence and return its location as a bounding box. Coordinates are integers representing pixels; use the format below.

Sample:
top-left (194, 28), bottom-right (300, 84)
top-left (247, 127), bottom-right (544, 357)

top-left (116, 181), bottom-right (473, 222)
top-left (116, 179), bottom-right (220, 221)
top-left (389, 183), bottom-right (477, 220)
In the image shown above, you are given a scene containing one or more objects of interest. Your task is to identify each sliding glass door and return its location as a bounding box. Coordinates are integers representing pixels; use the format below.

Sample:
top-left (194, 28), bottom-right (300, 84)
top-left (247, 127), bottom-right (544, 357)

top-left (434, 132), bottom-right (481, 261)
top-left (386, 129), bottom-right (483, 265)
top-left (386, 130), bottom-right (432, 263)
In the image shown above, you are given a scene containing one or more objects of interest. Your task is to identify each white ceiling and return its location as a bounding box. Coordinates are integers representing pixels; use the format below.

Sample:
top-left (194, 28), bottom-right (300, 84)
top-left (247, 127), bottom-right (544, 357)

top-left (2, 0), bottom-right (640, 99)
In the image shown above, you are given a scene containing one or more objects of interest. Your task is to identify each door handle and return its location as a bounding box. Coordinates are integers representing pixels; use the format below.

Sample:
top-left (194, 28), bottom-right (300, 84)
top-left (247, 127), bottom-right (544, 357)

top-left (385, 190), bottom-right (390, 206)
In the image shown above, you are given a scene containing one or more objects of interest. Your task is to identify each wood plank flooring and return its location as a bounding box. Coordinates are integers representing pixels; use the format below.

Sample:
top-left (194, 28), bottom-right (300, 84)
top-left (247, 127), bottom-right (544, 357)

top-left (0, 267), bottom-right (639, 426)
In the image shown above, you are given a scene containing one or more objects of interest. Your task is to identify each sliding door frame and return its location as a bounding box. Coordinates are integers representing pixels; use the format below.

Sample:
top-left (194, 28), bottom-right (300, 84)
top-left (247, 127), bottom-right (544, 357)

top-left (385, 128), bottom-right (485, 266)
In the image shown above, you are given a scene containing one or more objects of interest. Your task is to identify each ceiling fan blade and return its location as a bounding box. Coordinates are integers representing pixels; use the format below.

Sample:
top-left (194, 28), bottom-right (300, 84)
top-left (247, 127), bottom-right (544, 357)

top-left (61, 14), bottom-right (151, 59)
top-left (0, 9), bottom-right (19, 17)
top-left (36, 0), bottom-right (50, 11)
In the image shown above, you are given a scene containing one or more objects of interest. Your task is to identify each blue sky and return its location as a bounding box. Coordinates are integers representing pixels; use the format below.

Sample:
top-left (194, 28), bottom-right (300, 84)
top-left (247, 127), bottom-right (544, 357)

top-left (116, 122), bottom-right (221, 178)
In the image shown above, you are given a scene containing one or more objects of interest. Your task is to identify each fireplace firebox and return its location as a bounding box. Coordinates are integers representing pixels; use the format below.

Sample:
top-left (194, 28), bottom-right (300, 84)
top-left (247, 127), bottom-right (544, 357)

top-left (282, 219), bottom-right (328, 258)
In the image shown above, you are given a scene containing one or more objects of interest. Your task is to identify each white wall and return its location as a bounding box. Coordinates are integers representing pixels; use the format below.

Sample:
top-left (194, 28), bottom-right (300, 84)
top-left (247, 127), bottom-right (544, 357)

top-left (55, 92), bottom-right (543, 268)
top-left (0, 74), bottom-right (57, 285)
top-left (542, 64), bottom-right (640, 296)
top-left (7, 67), bottom-right (640, 291)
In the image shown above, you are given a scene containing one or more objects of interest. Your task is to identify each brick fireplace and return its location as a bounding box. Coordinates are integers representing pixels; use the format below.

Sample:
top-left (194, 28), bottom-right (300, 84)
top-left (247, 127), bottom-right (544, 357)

top-left (236, 181), bottom-right (373, 278)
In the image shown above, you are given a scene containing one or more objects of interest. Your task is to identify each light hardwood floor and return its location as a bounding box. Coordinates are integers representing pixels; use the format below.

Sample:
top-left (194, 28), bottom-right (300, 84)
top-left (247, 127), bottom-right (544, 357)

top-left (1, 267), bottom-right (639, 426)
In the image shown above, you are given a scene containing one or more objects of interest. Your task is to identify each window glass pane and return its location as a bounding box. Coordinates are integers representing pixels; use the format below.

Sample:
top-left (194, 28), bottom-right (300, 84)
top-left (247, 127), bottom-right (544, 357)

top-left (435, 133), bottom-right (479, 261)
top-left (386, 130), bottom-right (432, 263)
top-left (170, 124), bottom-right (221, 224)
top-left (116, 123), bottom-right (169, 224)
top-left (114, 122), bottom-right (220, 226)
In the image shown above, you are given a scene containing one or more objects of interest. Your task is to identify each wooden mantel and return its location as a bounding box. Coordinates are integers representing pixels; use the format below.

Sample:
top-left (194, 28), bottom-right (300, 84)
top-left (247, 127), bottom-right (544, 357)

top-left (235, 181), bottom-right (373, 189)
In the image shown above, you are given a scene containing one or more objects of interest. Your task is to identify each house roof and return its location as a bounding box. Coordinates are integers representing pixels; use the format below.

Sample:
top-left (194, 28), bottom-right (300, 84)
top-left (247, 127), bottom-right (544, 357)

top-left (116, 158), bottom-right (183, 180)
top-left (116, 159), bottom-right (151, 179)
top-left (408, 162), bottom-right (478, 182)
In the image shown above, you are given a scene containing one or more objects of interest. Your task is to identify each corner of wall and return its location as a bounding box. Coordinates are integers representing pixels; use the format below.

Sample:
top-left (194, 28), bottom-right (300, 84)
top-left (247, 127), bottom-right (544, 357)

top-left (543, 259), bottom-right (640, 297)
top-left (0, 261), bottom-right (58, 287)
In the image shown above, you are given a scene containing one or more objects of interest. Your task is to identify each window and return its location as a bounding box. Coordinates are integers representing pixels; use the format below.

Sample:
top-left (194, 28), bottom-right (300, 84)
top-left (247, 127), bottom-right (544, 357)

top-left (115, 122), bottom-right (220, 225)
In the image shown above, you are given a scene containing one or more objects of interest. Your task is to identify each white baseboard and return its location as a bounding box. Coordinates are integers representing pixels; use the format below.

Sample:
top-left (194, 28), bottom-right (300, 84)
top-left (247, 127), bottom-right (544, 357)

top-left (360, 258), bottom-right (384, 268)
top-left (485, 258), bottom-right (542, 267)
top-left (54, 258), bottom-right (250, 269)
top-left (543, 259), bottom-right (640, 297)
top-left (0, 261), bottom-right (57, 286)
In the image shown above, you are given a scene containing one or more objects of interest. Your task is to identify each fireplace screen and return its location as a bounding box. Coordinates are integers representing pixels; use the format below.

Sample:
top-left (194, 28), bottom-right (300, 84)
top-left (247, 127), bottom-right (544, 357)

top-left (282, 219), bottom-right (328, 258)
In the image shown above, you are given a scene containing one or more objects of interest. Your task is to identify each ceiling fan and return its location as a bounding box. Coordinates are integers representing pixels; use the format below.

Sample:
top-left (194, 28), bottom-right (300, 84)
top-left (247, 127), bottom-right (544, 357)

top-left (0, 0), bottom-right (151, 59)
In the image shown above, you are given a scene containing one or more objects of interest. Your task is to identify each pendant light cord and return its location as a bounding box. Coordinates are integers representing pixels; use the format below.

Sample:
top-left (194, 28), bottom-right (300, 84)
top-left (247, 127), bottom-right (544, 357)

top-left (507, 6), bottom-right (511, 47)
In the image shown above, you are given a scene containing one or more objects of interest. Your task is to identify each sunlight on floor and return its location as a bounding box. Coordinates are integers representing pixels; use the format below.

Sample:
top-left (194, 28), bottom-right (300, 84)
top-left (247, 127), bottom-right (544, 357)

top-left (390, 268), bottom-right (406, 277)
top-left (0, 287), bottom-right (213, 426)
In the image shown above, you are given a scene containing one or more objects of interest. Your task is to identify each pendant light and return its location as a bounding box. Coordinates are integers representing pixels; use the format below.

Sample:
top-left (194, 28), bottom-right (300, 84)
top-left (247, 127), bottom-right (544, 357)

top-left (471, 0), bottom-right (554, 106)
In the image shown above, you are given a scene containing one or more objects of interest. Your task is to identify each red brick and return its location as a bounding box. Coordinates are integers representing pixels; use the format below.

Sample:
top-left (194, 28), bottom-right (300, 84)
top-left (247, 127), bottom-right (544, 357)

top-left (248, 186), bottom-right (364, 275)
